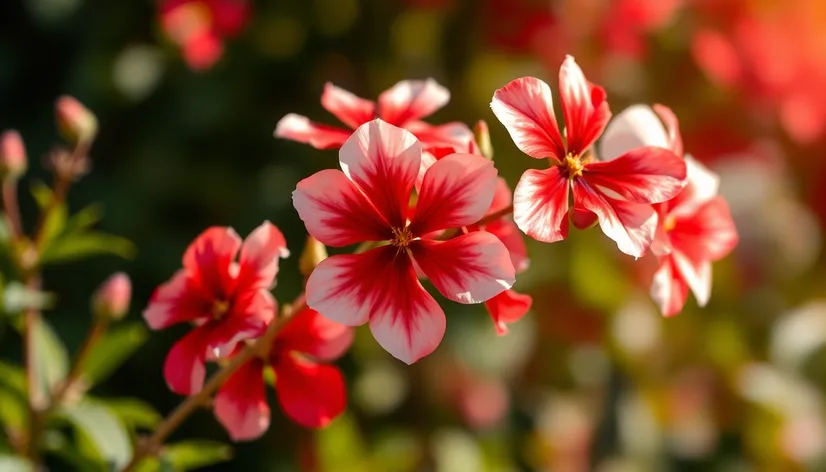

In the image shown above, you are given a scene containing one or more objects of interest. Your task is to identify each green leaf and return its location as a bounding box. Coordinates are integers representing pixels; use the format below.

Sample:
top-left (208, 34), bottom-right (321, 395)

top-left (0, 455), bottom-right (34, 472)
top-left (62, 204), bottom-right (104, 236)
top-left (58, 399), bottom-right (132, 470)
top-left (3, 282), bottom-right (56, 314)
top-left (317, 413), bottom-right (368, 472)
top-left (80, 323), bottom-right (148, 385)
top-left (39, 232), bottom-right (136, 265)
top-left (0, 360), bottom-right (26, 394)
top-left (0, 387), bottom-right (28, 432)
top-left (42, 429), bottom-right (103, 472)
top-left (30, 181), bottom-right (53, 209)
top-left (39, 203), bottom-right (68, 251)
top-left (102, 397), bottom-right (161, 429)
top-left (161, 440), bottom-right (233, 471)
top-left (32, 318), bottom-right (69, 399)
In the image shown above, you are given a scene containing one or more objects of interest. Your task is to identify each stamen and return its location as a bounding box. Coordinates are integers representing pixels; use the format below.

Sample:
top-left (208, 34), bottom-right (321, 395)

top-left (212, 300), bottom-right (229, 320)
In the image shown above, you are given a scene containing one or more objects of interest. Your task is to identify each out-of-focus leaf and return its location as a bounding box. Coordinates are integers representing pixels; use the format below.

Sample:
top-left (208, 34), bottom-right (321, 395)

top-left (39, 232), bottom-right (136, 265)
top-left (31, 318), bottom-right (69, 399)
top-left (0, 361), bottom-right (25, 395)
top-left (0, 455), bottom-right (34, 472)
top-left (80, 323), bottom-right (148, 385)
top-left (62, 204), bottom-right (104, 236)
top-left (42, 429), bottom-right (102, 472)
top-left (0, 216), bottom-right (12, 247)
top-left (3, 282), bottom-right (56, 314)
top-left (318, 412), bottom-right (368, 472)
top-left (30, 181), bottom-right (53, 209)
top-left (0, 387), bottom-right (28, 432)
top-left (161, 440), bottom-right (233, 471)
top-left (371, 429), bottom-right (422, 472)
top-left (39, 203), bottom-right (67, 251)
top-left (570, 232), bottom-right (629, 311)
top-left (102, 397), bottom-right (161, 429)
top-left (58, 399), bottom-right (132, 470)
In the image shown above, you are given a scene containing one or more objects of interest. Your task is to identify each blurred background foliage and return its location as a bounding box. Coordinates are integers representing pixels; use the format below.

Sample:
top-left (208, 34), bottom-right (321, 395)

top-left (2, 0), bottom-right (826, 471)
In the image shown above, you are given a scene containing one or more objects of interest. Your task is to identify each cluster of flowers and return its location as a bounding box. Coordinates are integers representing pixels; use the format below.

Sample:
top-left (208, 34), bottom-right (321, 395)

top-left (144, 56), bottom-right (738, 441)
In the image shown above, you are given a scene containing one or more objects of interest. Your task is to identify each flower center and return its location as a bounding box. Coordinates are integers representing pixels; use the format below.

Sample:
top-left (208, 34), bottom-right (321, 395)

top-left (561, 152), bottom-right (587, 178)
top-left (391, 226), bottom-right (414, 251)
top-left (212, 300), bottom-right (229, 320)
top-left (663, 216), bottom-right (677, 232)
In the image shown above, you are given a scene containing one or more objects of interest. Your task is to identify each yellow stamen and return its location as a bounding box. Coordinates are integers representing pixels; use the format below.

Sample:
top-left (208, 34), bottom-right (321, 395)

top-left (390, 226), bottom-right (414, 253)
top-left (562, 153), bottom-right (585, 178)
top-left (663, 216), bottom-right (677, 232)
top-left (212, 300), bottom-right (229, 320)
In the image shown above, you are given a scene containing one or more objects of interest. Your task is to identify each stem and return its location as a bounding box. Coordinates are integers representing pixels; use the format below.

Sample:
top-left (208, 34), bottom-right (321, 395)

top-left (120, 296), bottom-right (308, 472)
top-left (33, 138), bottom-right (89, 248)
top-left (2, 179), bottom-right (22, 238)
top-left (51, 319), bottom-right (109, 405)
top-left (22, 277), bottom-right (44, 464)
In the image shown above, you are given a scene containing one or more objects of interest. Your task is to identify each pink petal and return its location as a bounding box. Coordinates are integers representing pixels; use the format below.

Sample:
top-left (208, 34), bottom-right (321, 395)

top-left (581, 146), bottom-right (687, 204)
top-left (483, 219), bottom-right (529, 273)
top-left (513, 167), bottom-right (570, 243)
top-left (490, 77), bottom-right (565, 159)
top-left (672, 250), bottom-right (712, 308)
top-left (163, 326), bottom-right (209, 395)
top-left (410, 153), bottom-right (498, 235)
top-left (599, 104), bottom-right (670, 161)
top-left (411, 232), bottom-right (515, 304)
top-left (277, 307), bottom-right (354, 361)
top-left (275, 355), bottom-right (346, 428)
top-left (650, 255), bottom-right (690, 317)
top-left (377, 78), bottom-right (450, 125)
top-left (558, 55), bottom-right (612, 156)
top-left (206, 289), bottom-right (276, 359)
top-left (274, 114), bottom-right (352, 150)
top-left (572, 180), bottom-right (658, 258)
top-left (236, 221), bottom-right (290, 291)
top-left (488, 178), bottom-right (514, 215)
top-left (404, 121), bottom-right (475, 150)
top-left (485, 290), bottom-right (533, 335)
top-left (339, 119), bottom-right (421, 228)
top-left (663, 156), bottom-right (720, 218)
top-left (320, 82), bottom-right (376, 129)
top-left (143, 270), bottom-right (209, 330)
top-left (653, 104), bottom-right (684, 156)
top-left (214, 359), bottom-right (270, 441)
top-left (670, 196), bottom-right (738, 262)
top-left (183, 227), bottom-right (242, 300)
top-left (293, 169), bottom-right (392, 247)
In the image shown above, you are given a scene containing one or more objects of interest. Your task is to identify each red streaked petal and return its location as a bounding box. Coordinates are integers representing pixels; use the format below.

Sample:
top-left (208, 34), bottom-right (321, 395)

top-left (572, 180), bottom-right (658, 258)
top-left (558, 55), bottom-right (612, 156)
top-left (485, 290), bottom-right (533, 336)
top-left (490, 77), bottom-right (565, 159)
top-left (664, 156), bottom-right (720, 218)
top-left (404, 121), bottom-right (475, 150)
top-left (410, 153), bottom-right (498, 235)
top-left (143, 270), bottom-right (209, 330)
top-left (183, 227), bottom-right (242, 300)
top-left (163, 326), bottom-right (209, 395)
top-left (599, 104), bottom-right (670, 161)
top-left (653, 104), bottom-right (684, 156)
top-left (672, 250), bottom-right (712, 308)
top-left (412, 232), bottom-right (515, 304)
top-left (236, 221), bottom-right (289, 291)
top-left (483, 219), bottom-right (529, 273)
top-left (488, 177), bottom-right (513, 215)
top-left (293, 169), bottom-right (391, 247)
top-left (277, 307), bottom-right (354, 362)
top-left (339, 119), bottom-right (421, 227)
top-left (320, 82), bottom-right (376, 129)
top-left (377, 78), bottom-right (450, 125)
top-left (670, 196), bottom-right (738, 262)
top-left (274, 114), bottom-right (352, 150)
top-left (206, 289), bottom-right (276, 360)
top-left (513, 167), bottom-right (570, 243)
top-left (275, 356), bottom-right (346, 428)
top-left (650, 255), bottom-right (690, 317)
top-left (214, 358), bottom-right (270, 441)
top-left (582, 146), bottom-right (687, 203)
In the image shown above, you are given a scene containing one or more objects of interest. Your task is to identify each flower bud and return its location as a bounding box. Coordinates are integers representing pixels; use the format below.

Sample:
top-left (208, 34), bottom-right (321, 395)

top-left (0, 131), bottom-right (27, 180)
top-left (92, 272), bottom-right (131, 321)
top-left (56, 95), bottom-right (98, 144)
top-left (474, 120), bottom-right (493, 160)
top-left (299, 235), bottom-right (328, 277)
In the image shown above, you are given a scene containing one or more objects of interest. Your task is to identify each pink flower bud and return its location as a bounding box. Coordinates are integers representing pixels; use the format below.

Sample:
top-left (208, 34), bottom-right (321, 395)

top-left (56, 95), bottom-right (98, 144)
top-left (474, 120), bottom-right (493, 159)
top-left (92, 272), bottom-right (131, 321)
top-left (0, 131), bottom-right (27, 180)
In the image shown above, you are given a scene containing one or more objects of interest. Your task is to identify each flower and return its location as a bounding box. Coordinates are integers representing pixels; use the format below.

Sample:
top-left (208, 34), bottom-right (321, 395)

top-left (0, 130), bottom-right (27, 180)
top-left (92, 272), bottom-right (132, 321)
top-left (293, 119), bottom-right (515, 364)
top-left (600, 104), bottom-right (739, 316)
top-left (490, 55), bottom-right (687, 258)
top-left (214, 307), bottom-right (352, 440)
top-left (143, 222), bottom-right (289, 395)
top-left (160, 0), bottom-right (250, 71)
top-left (274, 79), bottom-right (473, 152)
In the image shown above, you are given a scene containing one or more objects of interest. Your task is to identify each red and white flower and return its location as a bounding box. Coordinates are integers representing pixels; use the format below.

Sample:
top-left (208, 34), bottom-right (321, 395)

top-left (143, 222), bottom-right (289, 395)
top-left (293, 119), bottom-right (515, 364)
top-left (490, 55), bottom-right (687, 258)
top-left (275, 79), bottom-right (473, 152)
top-left (601, 104), bottom-right (739, 316)
top-left (214, 307), bottom-right (352, 440)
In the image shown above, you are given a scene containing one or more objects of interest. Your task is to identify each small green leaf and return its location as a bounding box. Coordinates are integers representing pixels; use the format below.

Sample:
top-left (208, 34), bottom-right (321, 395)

top-left (3, 282), bottom-right (56, 314)
top-left (0, 455), bottom-right (34, 472)
top-left (318, 413), bottom-right (368, 472)
top-left (58, 399), bottom-right (132, 470)
top-left (102, 397), bottom-right (161, 429)
top-left (161, 440), bottom-right (233, 471)
top-left (42, 429), bottom-right (103, 472)
top-left (39, 232), bottom-right (136, 265)
top-left (30, 181), bottom-right (53, 209)
top-left (0, 388), bottom-right (28, 432)
top-left (32, 318), bottom-right (69, 398)
top-left (0, 361), bottom-right (26, 394)
top-left (39, 203), bottom-right (68, 251)
top-left (63, 204), bottom-right (104, 236)
top-left (80, 323), bottom-right (148, 385)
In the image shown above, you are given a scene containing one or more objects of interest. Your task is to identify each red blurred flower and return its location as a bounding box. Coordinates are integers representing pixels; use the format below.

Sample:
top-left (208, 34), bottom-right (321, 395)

top-left (160, 0), bottom-right (250, 71)
top-left (274, 79), bottom-right (473, 152)
top-left (600, 104), bottom-right (738, 315)
top-left (143, 222), bottom-right (289, 395)
top-left (293, 119), bottom-right (515, 364)
top-left (490, 55), bottom-right (687, 258)
top-left (214, 307), bottom-right (352, 440)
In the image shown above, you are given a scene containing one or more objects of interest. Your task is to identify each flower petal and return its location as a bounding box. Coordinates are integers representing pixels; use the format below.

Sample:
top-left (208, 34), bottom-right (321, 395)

top-left (275, 356), bottom-right (347, 428)
top-left (206, 289), bottom-right (276, 359)
top-left (650, 255), bottom-right (690, 317)
top-left (653, 104), bottom-right (684, 156)
top-left (277, 307), bottom-right (354, 361)
top-left (214, 359), bottom-right (270, 441)
top-left (410, 153), bottom-right (498, 235)
top-left (490, 77), bottom-right (565, 159)
top-left (599, 104), bottom-right (669, 161)
top-left (662, 156), bottom-right (720, 218)
top-left (320, 82), bottom-right (376, 129)
top-left (293, 169), bottom-right (392, 247)
top-left (339, 119), bottom-right (421, 227)
top-left (483, 219), bottom-right (529, 273)
top-left (672, 251), bottom-right (713, 308)
top-left (377, 78), bottom-right (450, 125)
top-left (163, 326), bottom-right (209, 395)
top-left (235, 221), bottom-right (290, 292)
top-left (513, 167), bottom-right (570, 243)
top-left (670, 196), bottom-right (738, 262)
top-left (412, 232), bottom-right (515, 304)
top-left (404, 121), bottom-right (475, 150)
top-left (582, 146), bottom-right (687, 204)
top-left (183, 227), bottom-right (242, 300)
top-left (274, 114), bottom-right (352, 150)
top-left (485, 290), bottom-right (533, 335)
top-left (143, 270), bottom-right (209, 330)
top-left (558, 55), bottom-right (612, 156)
